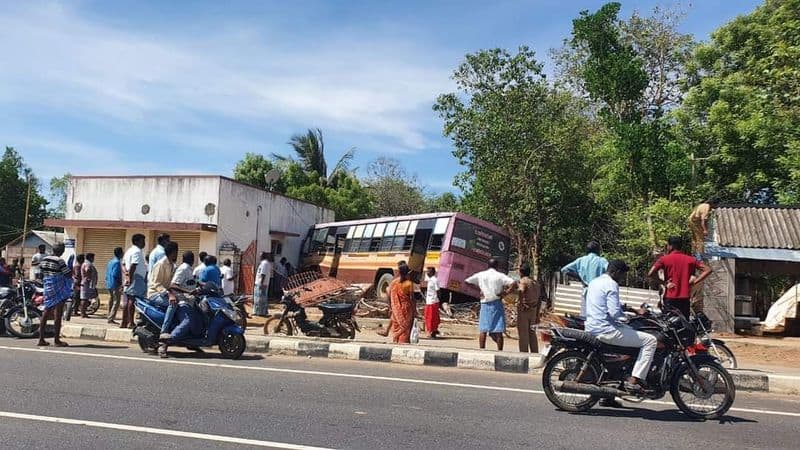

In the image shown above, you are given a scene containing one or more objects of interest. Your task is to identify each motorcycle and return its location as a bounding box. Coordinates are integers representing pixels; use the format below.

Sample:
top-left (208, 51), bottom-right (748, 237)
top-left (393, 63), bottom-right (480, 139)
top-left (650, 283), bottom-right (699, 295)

top-left (264, 292), bottom-right (359, 339)
top-left (1, 280), bottom-right (44, 338)
top-left (540, 307), bottom-right (736, 420)
top-left (557, 309), bottom-right (737, 369)
top-left (132, 283), bottom-right (247, 359)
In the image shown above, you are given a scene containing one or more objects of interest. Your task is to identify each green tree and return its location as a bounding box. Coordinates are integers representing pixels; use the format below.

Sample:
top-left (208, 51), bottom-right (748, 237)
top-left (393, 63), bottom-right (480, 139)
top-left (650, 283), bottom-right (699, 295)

top-left (426, 192), bottom-right (461, 212)
top-left (233, 152), bottom-right (287, 192)
top-left (275, 128), bottom-right (355, 188)
top-left (365, 157), bottom-right (428, 217)
top-left (48, 173), bottom-right (72, 219)
top-left (0, 147), bottom-right (48, 246)
top-left (434, 47), bottom-right (597, 277)
top-left (674, 0), bottom-right (800, 203)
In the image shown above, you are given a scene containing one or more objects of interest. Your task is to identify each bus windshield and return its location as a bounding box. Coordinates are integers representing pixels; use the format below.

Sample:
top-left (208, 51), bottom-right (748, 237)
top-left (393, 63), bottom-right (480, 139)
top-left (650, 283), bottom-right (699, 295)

top-left (447, 219), bottom-right (509, 263)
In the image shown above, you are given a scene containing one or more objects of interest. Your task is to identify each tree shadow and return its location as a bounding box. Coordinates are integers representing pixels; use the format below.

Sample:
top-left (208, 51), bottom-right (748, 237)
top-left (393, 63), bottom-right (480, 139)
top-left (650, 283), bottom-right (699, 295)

top-left (570, 405), bottom-right (757, 424)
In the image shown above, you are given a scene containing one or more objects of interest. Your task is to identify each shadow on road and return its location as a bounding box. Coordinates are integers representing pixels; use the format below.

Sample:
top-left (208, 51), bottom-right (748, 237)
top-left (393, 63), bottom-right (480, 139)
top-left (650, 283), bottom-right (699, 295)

top-left (61, 343), bottom-right (129, 350)
top-left (163, 350), bottom-right (265, 361)
top-left (571, 406), bottom-right (758, 424)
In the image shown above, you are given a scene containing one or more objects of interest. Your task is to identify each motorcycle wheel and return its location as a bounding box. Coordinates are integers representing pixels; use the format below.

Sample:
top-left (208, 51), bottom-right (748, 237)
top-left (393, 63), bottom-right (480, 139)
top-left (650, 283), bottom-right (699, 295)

top-left (86, 298), bottom-right (100, 316)
top-left (542, 350), bottom-right (601, 412)
top-left (4, 306), bottom-right (42, 339)
top-left (263, 317), bottom-right (293, 336)
top-left (708, 340), bottom-right (737, 369)
top-left (219, 332), bottom-right (246, 359)
top-left (670, 359), bottom-right (735, 420)
top-left (137, 332), bottom-right (158, 354)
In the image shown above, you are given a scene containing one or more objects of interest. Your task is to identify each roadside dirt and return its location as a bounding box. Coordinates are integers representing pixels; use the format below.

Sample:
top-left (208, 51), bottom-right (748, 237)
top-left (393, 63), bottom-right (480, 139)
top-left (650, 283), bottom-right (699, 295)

top-left (724, 339), bottom-right (800, 369)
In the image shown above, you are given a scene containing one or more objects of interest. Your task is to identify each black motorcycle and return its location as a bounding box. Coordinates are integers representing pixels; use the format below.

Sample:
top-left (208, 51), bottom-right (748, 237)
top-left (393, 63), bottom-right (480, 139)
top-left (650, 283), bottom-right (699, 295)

top-left (1, 280), bottom-right (44, 338)
top-left (540, 308), bottom-right (735, 420)
top-left (559, 310), bottom-right (737, 369)
top-left (264, 293), bottom-right (359, 339)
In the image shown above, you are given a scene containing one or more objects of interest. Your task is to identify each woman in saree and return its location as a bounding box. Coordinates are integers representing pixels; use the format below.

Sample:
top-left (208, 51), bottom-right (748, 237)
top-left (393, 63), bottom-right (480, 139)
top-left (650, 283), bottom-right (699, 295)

top-left (389, 264), bottom-right (415, 344)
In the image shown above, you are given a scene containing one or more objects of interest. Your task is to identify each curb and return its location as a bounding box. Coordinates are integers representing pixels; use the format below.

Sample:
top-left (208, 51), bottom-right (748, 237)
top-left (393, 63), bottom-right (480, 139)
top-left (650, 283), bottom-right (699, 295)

top-left (58, 324), bottom-right (800, 393)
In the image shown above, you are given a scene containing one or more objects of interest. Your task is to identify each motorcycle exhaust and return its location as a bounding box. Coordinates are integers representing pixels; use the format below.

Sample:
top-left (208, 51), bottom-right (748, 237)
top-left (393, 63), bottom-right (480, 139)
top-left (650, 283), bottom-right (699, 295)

top-left (555, 381), bottom-right (624, 398)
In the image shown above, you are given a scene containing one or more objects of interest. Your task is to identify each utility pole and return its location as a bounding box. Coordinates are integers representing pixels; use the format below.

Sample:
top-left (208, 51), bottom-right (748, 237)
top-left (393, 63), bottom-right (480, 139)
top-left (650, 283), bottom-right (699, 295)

top-left (18, 174), bottom-right (32, 320)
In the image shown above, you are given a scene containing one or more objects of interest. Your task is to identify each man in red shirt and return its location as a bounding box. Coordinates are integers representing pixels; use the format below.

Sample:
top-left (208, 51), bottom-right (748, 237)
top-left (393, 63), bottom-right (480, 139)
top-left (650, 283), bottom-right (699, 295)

top-left (648, 236), bottom-right (712, 318)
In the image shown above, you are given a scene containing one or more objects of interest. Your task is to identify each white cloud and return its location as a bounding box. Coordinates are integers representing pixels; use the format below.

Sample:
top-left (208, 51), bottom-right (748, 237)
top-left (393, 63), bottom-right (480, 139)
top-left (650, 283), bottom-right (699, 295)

top-left (0, 2), bottom-right (454, 152)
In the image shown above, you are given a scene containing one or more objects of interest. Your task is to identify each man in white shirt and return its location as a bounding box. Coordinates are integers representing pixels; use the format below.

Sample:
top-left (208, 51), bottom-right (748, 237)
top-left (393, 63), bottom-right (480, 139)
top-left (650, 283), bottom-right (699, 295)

top-left (585, 260), bottom-right (657, 394)
top-left (192, 251), bottom-right (208, 280)
top-left (465, 258), bottom-right (517, 350)
top-left (252, 252), bottom-right (272, 316)
top-left (122, 234), bottom-right (147, 329)
top-left (148, 233), bottom-right (170, 269)
top-left (30, 244), bottom-right (46, 280)
top-left (221, 258), bottom-right (236, 296)
top-left (421, 267), bottom-right (441, 339)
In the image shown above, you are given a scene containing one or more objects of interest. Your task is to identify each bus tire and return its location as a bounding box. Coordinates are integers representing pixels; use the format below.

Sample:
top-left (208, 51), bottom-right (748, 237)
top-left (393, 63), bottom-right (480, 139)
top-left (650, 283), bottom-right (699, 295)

top-left (376, 272), bottom-right (394, 300)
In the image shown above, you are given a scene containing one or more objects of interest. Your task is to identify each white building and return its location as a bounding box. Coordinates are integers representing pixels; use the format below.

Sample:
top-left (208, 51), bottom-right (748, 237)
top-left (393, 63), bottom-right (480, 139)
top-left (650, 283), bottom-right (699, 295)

top-left (45, 176), bottom-right (334, 291)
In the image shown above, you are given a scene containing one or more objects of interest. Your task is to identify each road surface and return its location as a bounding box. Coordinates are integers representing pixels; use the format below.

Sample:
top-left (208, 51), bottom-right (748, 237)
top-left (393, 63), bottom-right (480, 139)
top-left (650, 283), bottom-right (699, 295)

top-left (0, 338), bottom-right (798, 449)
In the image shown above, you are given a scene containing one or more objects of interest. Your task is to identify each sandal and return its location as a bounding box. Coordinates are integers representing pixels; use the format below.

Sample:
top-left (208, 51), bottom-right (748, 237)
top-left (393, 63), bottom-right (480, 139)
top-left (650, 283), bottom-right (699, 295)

top-left (54, 341), bottom-right (69, 347)
top-left (37, 341), bottom-right (50, 347)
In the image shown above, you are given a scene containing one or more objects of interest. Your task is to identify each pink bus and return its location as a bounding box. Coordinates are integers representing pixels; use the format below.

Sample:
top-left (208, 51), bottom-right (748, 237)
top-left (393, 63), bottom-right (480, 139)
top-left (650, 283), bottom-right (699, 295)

top-left (300, 212), bottom-right (511, 302)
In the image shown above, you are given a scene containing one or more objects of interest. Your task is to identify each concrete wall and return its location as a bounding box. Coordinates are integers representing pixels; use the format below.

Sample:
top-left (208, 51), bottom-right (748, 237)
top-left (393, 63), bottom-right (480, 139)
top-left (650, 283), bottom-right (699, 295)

top-left (268, 192), bottom-right (335, 267)
top-left (703, 258), bottom-right (736, 333)
top-left (67, 177), bottom-right (221, 225)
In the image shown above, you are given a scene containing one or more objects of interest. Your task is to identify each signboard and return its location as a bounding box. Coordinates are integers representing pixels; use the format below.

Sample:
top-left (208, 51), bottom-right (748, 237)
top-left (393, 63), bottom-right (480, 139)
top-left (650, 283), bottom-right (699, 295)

top-left (449, 220), bottom-right (509, 262)
top-left (64, 239), bottom-right (76, 249)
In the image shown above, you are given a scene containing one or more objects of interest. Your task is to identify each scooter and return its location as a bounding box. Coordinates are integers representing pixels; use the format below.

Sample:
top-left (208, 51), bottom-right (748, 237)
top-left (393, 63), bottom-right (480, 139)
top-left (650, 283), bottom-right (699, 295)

top-left (133, 284), bottom-right (247, 359)
top-left (264, 292), bottom-right (359, 339)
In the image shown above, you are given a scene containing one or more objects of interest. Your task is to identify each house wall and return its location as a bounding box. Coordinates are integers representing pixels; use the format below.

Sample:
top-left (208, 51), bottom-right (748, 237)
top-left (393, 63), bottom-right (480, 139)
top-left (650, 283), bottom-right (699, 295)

top-left (703, 258), bottom-right (736, 333)
top-left (268, 192), bottom-right (335, 267)
top-left (67, 176), bottom-right (221, 225)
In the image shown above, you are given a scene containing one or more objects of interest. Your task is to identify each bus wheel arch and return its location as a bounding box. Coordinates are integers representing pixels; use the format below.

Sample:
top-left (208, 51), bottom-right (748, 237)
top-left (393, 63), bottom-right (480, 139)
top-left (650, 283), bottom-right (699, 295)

top-left (375, 270), bottom-right (395, 300)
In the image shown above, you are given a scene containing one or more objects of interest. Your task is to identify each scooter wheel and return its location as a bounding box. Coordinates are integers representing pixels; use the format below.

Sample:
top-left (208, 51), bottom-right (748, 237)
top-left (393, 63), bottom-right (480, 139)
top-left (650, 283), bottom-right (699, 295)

top-left (137, 333), bottom-right (158, 354)
top-left (219, 333), bottom-right (245, 359)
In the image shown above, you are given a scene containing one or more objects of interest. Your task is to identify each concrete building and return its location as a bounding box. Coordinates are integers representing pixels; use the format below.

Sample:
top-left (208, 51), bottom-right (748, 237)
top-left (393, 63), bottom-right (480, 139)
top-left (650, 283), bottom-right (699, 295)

top-left (45, 176), bottom-right (334, 291)
top-left (703, 205), bottom-right (800, 334)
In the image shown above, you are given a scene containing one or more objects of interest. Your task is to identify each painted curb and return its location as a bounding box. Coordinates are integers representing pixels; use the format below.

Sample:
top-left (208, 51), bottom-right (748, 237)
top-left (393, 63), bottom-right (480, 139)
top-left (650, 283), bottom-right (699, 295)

top-left (58, 324), bottom-right (796, 394)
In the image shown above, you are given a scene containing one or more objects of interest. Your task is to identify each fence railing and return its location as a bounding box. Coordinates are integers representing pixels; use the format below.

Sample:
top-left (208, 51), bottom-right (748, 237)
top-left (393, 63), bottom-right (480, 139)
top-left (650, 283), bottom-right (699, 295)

top-left (553, 281), bottom-right (661, 315)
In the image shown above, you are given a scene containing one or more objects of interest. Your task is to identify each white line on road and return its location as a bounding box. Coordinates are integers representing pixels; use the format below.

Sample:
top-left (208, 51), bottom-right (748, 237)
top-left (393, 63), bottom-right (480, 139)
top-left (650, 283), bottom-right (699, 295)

top-left (0, 410), bottom-right (334, 449)
top-left (2, 344), bottom-right (799, 419)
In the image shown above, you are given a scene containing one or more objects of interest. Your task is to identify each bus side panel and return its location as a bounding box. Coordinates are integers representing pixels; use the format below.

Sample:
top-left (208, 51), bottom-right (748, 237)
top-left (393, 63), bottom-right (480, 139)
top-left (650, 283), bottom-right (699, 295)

top-left (436, 251), bottom-right (483, 300)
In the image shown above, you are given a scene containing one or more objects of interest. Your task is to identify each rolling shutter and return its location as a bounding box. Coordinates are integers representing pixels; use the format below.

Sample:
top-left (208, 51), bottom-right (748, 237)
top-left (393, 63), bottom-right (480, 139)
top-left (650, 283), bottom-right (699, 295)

top-left (82, 229), bottom-right (127, 289)
top-left (160, 231), bottom-right (201, 261)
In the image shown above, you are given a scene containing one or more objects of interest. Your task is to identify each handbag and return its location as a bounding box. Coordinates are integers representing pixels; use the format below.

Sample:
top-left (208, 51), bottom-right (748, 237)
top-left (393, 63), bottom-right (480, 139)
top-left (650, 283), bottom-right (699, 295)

top-left (410, 318), bottom-right (420, 344)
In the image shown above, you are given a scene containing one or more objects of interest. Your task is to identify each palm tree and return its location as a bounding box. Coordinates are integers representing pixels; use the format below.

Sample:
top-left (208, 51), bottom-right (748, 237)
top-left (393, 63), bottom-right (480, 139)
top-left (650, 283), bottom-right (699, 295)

top-left (273, 128), bottom-right (355, 187)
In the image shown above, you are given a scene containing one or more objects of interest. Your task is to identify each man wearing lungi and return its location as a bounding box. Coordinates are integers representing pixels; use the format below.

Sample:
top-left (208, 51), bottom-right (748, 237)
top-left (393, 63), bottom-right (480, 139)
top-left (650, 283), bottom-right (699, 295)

top-left (465, 258), bottom-right (517, 351)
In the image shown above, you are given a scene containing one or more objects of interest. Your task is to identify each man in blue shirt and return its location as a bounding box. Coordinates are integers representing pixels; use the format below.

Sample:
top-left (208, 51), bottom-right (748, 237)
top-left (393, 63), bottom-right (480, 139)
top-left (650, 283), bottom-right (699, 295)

top-left (585, 260), bottom-right (657, 393)
top-left (148, 233), bottom-right (171, 269)
top-left (199, 255), bottom-right (222, 287)
top-left (105, 247), bottom-right (124, 324)
top-left (561, 241), bottom-right (609, 316)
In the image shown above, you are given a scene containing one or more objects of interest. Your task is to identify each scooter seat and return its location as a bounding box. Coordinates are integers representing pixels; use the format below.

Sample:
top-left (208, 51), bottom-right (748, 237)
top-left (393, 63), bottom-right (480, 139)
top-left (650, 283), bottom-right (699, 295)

top-left (317, 303), bottom-right (355, 314)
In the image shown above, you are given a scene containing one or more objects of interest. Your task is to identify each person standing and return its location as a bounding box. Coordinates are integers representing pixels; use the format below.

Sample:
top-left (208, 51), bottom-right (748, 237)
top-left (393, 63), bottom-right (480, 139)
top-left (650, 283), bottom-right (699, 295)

top-left (30, 244), bottom-right (46, 281)
top-left (252, 252), bottom-right (271, 317)
top-left (149, 233), bottom-right (170, 269)
top-left (200, 255), bottom-right (222, 286)
top-left (37, 243), bottom-right (72, 347)
top-left (65, 254), bottom-right (84, 321)
top-left (389, 264), bottom-right (415, 344)
top-left (421, 267), bottom-right (440, 339)
top-left (376, 260), bottom-right (407, 338)
top-left (465, 258), bottom-right (517, 351)
top-left (0, 258), bottom-right (11, 287)
top-left (79, 253), bottom-right (98, 318)
top-left (688, 197), bottom-right (721, 258)
top-left (192, 251), bottom-right (208, 280)
top-left (517, 264), bottom-right (542, 353)
top-left (560, 241), bottom-right (609, 316)
top-left (648, 236), bottom-right (713, 318)
top-left (220, 259), bottom-right (236, 296)
top-left (122, 234), bottom-right (147, 328)
top-left (106, 247), bottom-right (124, 324)
top-left (146, 242), bottom-right (179, 347)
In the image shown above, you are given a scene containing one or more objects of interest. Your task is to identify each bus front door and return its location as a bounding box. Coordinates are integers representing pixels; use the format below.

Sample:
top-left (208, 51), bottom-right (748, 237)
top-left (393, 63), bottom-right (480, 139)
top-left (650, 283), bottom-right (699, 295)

top-left (408, 227), bottom-right (433, 282)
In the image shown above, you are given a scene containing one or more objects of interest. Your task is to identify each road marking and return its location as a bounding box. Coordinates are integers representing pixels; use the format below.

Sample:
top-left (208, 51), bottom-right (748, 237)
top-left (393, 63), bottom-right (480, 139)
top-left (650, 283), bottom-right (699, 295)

top-left (0, 411), bottom-right (334, 449)
top-left (2, 344), bottom-right (800, 419)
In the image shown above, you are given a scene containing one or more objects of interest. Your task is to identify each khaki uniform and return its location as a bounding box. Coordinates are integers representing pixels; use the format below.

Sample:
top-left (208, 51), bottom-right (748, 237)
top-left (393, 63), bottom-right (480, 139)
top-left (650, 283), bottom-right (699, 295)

top-left (517, 277), bottom-right (541, 353)
top-left (688, 203), bottom-right (712, 256)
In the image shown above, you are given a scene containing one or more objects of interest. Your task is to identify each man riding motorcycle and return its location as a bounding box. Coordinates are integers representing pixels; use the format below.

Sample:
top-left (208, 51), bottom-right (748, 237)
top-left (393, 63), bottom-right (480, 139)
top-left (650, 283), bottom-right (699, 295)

top-left (156, 250), bottom-right (205, 358)
top-left (585, 259), bottom-right (657, 395)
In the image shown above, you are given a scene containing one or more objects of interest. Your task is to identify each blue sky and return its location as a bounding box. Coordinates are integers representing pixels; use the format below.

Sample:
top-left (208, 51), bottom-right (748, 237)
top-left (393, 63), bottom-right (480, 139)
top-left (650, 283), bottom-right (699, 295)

top-left (1, 0), bottom-right (762, 196)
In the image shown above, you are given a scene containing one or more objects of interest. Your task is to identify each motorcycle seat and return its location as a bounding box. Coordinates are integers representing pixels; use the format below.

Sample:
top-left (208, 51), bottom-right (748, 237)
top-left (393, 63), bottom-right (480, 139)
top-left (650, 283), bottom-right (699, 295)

top-left (317, 303), bottom-right (355, 314)
top-left (556, 328), bottom-right (642, 355)
top-left (564, 313), bottom-right (586, 321)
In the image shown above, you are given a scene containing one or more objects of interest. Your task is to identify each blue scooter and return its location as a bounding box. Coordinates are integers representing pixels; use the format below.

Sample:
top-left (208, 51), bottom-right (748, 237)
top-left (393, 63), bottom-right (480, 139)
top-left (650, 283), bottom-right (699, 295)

top-left (133, 283), bottom-right (247, 359)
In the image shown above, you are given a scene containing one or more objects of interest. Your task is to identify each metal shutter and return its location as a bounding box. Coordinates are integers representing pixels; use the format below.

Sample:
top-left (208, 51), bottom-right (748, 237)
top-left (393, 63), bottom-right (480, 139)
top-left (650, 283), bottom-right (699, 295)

top-left (82, 229), bottom-right (127, 289)
top-left (160, 231), bottom-right (201, 262)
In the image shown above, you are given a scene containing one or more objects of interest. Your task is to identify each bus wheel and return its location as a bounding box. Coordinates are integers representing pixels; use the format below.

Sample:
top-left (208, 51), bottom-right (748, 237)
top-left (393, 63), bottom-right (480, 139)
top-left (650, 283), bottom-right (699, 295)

top-left (376, 273), bottom-right (394, 300)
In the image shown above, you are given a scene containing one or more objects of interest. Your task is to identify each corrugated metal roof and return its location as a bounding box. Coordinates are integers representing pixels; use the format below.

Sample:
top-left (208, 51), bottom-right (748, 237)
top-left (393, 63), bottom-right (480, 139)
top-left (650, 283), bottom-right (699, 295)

top-left (715, 206), bottom-right (800, 250)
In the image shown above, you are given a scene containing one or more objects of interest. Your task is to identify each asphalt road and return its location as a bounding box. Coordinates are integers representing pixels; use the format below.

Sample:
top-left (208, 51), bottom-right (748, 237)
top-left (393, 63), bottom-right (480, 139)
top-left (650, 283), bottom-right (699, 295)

top-left (1, 337), bottom-right (799, 450)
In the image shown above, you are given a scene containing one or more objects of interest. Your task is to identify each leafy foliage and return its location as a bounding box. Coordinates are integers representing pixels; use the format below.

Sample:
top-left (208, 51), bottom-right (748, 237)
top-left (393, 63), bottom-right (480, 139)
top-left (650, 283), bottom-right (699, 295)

top-left (0, 147), bottom-right (47, 246)
top-left (365, 157), bottom-right (428, 217)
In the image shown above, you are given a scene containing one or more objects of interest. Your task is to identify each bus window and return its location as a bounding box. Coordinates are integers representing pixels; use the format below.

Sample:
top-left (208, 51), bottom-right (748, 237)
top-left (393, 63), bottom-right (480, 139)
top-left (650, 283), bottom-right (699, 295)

top-left (449, 219), bottom-right (510, 263)
top-left (433, 217), bottom-right (449, 235)
top-left (391, 235), bottom-right (406, 251)
top-left (407, 220), bottom-right (419, 235)
top-left (428, 234), bottom-right (444, 251)
top-left (346, 226), bottom-right (355, 239)
top-left (374, 222), bottom-right (386, 237)
top-left (395, 221), bottom-right (410, 236)
top-left (353, 225), bottom-right (366, 239)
